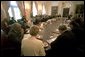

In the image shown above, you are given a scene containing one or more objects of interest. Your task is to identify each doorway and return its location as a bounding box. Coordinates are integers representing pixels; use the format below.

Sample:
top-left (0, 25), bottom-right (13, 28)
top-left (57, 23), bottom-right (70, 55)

top-left (63, 8), bottom-right (69, 17)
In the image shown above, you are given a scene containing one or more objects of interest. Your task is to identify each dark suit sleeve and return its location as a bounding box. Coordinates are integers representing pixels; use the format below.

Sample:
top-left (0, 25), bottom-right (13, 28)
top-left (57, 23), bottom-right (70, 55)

top-left (51, 35), bottom-right (66, 49)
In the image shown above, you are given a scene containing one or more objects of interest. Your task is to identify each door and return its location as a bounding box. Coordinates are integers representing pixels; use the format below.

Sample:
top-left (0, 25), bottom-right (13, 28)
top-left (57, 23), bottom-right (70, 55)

top-left (63, 8), bottom-right (69, 17)
top-left (51, 6), bottom-right (58, 16)
top-left (75, 4), bottom-right (84, 17)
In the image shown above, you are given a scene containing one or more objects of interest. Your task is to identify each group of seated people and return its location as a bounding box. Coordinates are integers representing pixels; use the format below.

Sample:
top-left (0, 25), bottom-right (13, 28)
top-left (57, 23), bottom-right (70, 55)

top-left (46, 16), bottom-right (84, 56)
top-left (1, 15), bottom-right (84, 56)
top-left (1, 16), bottom-right (31, 56)
top-left (32, 15), bottom-right (61, 25)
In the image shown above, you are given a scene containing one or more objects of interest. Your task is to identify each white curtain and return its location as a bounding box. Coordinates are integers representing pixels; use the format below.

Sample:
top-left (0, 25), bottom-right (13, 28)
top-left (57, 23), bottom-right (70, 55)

top-left (33, 1), bottom-right (37, 16)
top-left (17, 1), bottom-right (24, 16)
top-left (42, 3), bottom-right (46, 15)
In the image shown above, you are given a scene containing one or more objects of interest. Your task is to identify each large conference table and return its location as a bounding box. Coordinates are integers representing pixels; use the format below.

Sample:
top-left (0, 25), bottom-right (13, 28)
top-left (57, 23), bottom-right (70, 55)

top-left (23, 18), bottom-right (70, 50)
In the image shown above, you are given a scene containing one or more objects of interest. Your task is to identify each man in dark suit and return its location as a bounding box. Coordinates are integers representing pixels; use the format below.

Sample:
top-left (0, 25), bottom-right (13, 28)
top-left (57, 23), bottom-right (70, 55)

top-left (4, 23), bottom-right (24, 56)
top-left (46, 25), bottom-right (76, 56)
top-left (69, 17), bottom-right (84, 56)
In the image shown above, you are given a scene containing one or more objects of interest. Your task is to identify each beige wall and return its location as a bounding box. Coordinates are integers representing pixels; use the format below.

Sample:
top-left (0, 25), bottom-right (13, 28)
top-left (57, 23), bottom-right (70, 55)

top-left (1, 1), bottom-right (84, 21)
top-left (31, 1), bottom-right (84, 16)
top-left (45, 1), bottom-right (84, 16)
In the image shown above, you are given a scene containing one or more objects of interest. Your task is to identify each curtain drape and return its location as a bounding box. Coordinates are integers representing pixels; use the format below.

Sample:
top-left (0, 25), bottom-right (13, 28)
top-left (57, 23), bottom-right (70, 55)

top-left (1, 1), bottom-right (10, 19)
top-left (1, 3), bottom-right (6, 20)
top-left (17, 1), bottom-right (24, 16)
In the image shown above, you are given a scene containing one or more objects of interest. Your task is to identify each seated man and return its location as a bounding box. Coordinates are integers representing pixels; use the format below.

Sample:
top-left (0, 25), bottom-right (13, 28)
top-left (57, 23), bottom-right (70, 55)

top-left (46, 25), bottom-right (76, 56)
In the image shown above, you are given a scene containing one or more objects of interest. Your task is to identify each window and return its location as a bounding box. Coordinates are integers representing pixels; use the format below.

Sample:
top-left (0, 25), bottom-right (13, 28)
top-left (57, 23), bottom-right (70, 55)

top-left (32, 1), bottom-right (37, 17)
top-left (8, 7), bottom-right (13, 17)
top-left (14, 7), bottom-right (21, 20)
top-left (10, 1), bottom-right (17, 7)
top-left (8, 1), bottom-right (22, 21)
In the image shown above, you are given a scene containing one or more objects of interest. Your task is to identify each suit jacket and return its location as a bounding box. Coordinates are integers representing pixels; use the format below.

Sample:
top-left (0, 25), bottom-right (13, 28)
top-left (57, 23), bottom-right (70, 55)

top-left (46, 30), bottom-right (76, 56)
